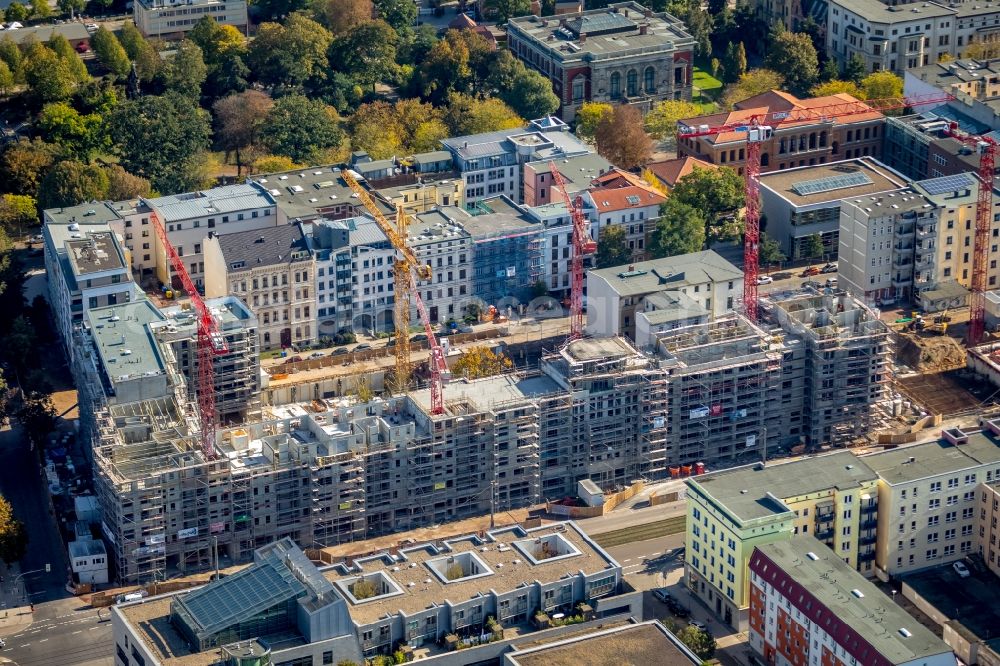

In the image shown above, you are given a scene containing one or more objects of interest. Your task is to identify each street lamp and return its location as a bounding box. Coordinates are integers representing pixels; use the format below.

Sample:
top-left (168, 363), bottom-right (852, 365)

top-left (12, 564), bottom-right (50, 606)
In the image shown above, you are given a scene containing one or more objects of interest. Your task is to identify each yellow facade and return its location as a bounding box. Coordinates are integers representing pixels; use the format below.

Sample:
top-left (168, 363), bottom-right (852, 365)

top-left (382, 180), bottom-right (464, 215)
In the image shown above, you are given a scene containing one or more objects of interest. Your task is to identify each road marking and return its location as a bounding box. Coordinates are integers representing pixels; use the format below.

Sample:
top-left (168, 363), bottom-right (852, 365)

top-left (20, 644), bottom-right (29, 648)
top-left (72, 630), bottom-right (81, 635)
top-left (89, 626), bottom-right (101, 630)
top-left (39, 638), bottom-right (48, 642)
top-left (622, 558), bottom-right (632, 562)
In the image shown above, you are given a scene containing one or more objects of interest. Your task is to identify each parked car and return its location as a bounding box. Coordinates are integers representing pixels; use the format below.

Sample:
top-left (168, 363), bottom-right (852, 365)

top-left (953, 561), bottom-right (971, 578)
top-left (284, 355), bottom-right (303, 364)
top-left (332, 347), bottom-right (350, 355)
top-left (85, 22), bottom-right (99, 31)
top-left (802, 280), bottom-right (821, 290)
top-left (821, 263), bottom-right (838, 273)
top-left (308, 351), bottom-right (325, 359)
top-left (652, 588), bottom-right (672, 603)
top-left (825, 278), bottom-right (838, 288)
top-left (354, 343), bottom-right (372, 351)
top-left (801, 266), bottom-right (821, 277)
top-left (410, 333), bottom-right (428, 342)
top-left (688, 619), bottom-right (708, 631)
top-left (669, 601), bottom-right (690, 618)
top-left (756, 275), bottom-right (773, 285)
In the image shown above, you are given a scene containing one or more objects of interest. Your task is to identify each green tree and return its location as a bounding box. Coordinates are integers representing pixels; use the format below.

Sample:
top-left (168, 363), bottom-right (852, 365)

top-left (671, 165), bottom-right (745, 243)
top-left (374, 0), bottom-right (416, 34)
top-left (811, 80), bottom-right (864, 98)
top-left (764, 30), bottom-right (818, 96)
top-left (46, 34), bottom-right (90, 83)
top-left (0, 194), bottom-right (36, 236)
top-left (0, 60), bottom-right (13, 96)
top-left (722, 68), bottom-right (784, 109)
top-left (759, 233), bottom-right (785, 269)
top-left (843, 53), bottom-right (865, 84)
top-left (163, 39), bottom-right (208, 97)
top-left (820, 57), bottom-right (839, 82)
top-left (36, 160), bottom-right (110, 209)
top-left (188, 16), bottom-right (245, 66)
top-left (0, 37), bottom-right (23, 84)
top-left (91, 25), bottom-right (131, 78)
top-left (416, 29), bottom-right (493, 104)
top-left (329, 19), bottom-right (398, 92)
top-left (107, 93), bottom-right (213, 193)
top-left (117, 22), bottom-right (161, 82)
top-left (443, 93), bottom-right (523, 136)
top-left (595, 225), bottom-right (631, 268)
top-left (104, 164), bottom-right (152, 200)
top-left (36, 102), bottom-right (107, 161)
top-left (209, 51), bottom-right (250, 96)
top-left (261, 94), bottom-right (343, 163)
top-left (645, 100), bottom-right (701, 141)
top-left (484, 0), bottom-right (530, 23)
top-left (213, 89), bottom-right (274, 176)
top-left (31, 0), bottom-right (53, 20)
top-left (595, 104), bottom-right (652, 170)
top-left (4, 2), bottom-right (28, 21)
top-left (0, 139), bottom-right (60, 196)
top-left (722, 41), bottom-right (747, 84)
top-left (575, 102), bottom-right (613, 142)
top-left (17, 391), bottom-right (56, 454)
top-left (57, 0), bottom-right (85, 17)
top-left (23, 43), bottom-right (76, 102)
top-left (676, 626), bottom-right (716, 661)
top-left (802, 233), bottom-right (825, 260)
top-left (651, 199), bottom-right (706, 258)
top-left (248, 14), bottom-right (332, 90)
top-left (685, 6), bottom-right (713, 58)
top-left (0, 494), bottom-right (28, 565)
top-left (860, 71), bottom-right (903, 100)
top-left (502, 66), bottom-right (559, 120)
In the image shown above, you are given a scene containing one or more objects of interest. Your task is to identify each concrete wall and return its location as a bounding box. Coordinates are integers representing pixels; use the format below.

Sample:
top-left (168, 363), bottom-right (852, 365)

top-left (900, 581), bottom-right (950, 626)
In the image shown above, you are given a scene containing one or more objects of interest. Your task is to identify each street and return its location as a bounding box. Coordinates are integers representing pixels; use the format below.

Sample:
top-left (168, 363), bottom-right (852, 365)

top-left (1, 602), bottom-right (111, 666)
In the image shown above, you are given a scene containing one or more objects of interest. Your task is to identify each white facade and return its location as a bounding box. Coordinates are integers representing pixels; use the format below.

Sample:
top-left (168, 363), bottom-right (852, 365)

top-left (409, 210), bottom-right (474, 323)
top-left (69, 539), bottom-right (109, 585)
top-left (133, 0), bottom-right (247, 39)
top-left (524, 203), bottom-right (575, 296)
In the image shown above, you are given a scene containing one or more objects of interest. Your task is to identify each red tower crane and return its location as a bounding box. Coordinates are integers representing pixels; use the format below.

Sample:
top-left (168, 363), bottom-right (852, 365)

top-left (149, 209), bottom-right (228, 459)
top-left (677, 93), bottom-right (954, 322)
top-left (410, 273), bottom-right (449, 415)
top-left (943, 122), bottom-right (997, 346)
top-left (549, 161), bottom-right (597, 340)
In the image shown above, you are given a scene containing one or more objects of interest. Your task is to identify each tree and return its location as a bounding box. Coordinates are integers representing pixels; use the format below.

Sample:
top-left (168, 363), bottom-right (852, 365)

top-left (820, 57), bottom-right (839, 83)
top-left (46, 34), bottom-right (90, 83)
top-left (31, 0), bottom-right (52, 20)
top-left (860, 71), bottom-right (903, 100)
top-left (374, 0), bottom-right (416, 34)
top-left (117, 22), bottom-right (161, 82)
top-left (17, 391), bottom-right (56, 453)
top-left (685, 6), bottom-right (713, 58)
top-left (0, 194), bottom-right (36, 236)
top-left (759, 233), bottom-right (785, 269)
top-left (721, 69), bottom-right (784, 109)
top-left (261, 94), bottom-right (343, 163)
top-left (0, 494), bottom-right (28, 565)
top-left (443, 93), bottom-right (523, 136)
top-left (595, 225), bottom-right (631, 268)
top-left (575, 102), bottom-right (613, 142)
top-left (0, 60), bottom-right (13, 97)
top-left (348, 99), bottom-right (448, 158)
top-left (329, 19), bottom-right (399, 92)
top-left (57, 0), bottom-right (85, 17)
top-left (594, 105), bottom-right (652, 170)
top-left (671, 165), bottom-right (745, 244)
top-left (651, 199), bottom-right (706, 258)
top-left (22, 43), bottom-right (76, 103)
top-left (107, 93), bottom-right (213, 193)
top-left (802, 233), bottom-right (825, 260)
top-left (645, 100), bottom-right (701, 141)
top-left (213, 90), bottom-right (274, 176)
top-left (36, 102), bottom-right (106, 161)
top-left (416, 29), bottom-right (493, 104)
top-left (188, 16), bottom-right (245, 66)
top-left (764, 31), bottom-right (818, 96)
top-left (676, 626), bottom-right (716, 661)
top-left (722, 41), bottom-right (747, 84)
top-left (313, 0), bottom-right (371, 34)
top-left (4, 2), bottom-right (28, 21)
top-left (843, 53), bottom-right (866, 84)
top-left (452, 346), bottom-right (514, 379)
top-left (90, 26), bottom-right (130, 78)
top-left (484, 0), bottom-right (530, 23)
top-left (811, 80), bottom-right (864, 98)
top-left (105, 164), bottom-right (152, 200)
top-left (163, 39), bottom-right (208, 97)
top-left (252, 154), bottom-right (300, 173)
top-left (248, 14), bottom-right (332, 90)
top-left (0, 139), bottom-right (60, 196)
top-left (502, 66), bottom-right (559, 120)
top-left (36, 160), bottom-right (110, 210)
top-left (964, 41), bottom-right (1000, 60)
top-left (0, 37), bottom-right (23, 84)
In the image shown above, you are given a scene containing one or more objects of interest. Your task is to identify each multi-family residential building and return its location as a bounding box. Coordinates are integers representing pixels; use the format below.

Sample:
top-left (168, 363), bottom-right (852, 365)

top-left (203, 223), bottom-right (316, 349)
top-left (677, 91), bottom-right (884, 177)
top-left (132, 0), bottom-right (247, 39)
top-left (144, 185), bottom-right (278, 289)
top-left (759, 157), bottom-right (909, 259)
top-left (522, 153), bottom-right (612, 207)
top-left (352, 151), bottom-right (464, 214)
top-left (43, 213), bottom-right (140, 363)
top-left (827, 0), bottom-right (1000, 75)
top-left (977, 477), bottom-right (1000, 578)
top-left (865, 423), bottom-right (1000, 578)
top-left (586, 251), bottom-right (744, 341)
top-left (644, 156), bottom-right (716, 193)
top-left (904, 58), bottom-right (1000, 129)
top-left (749, 536), bottom-right (955, 666)
top-left (440, 117), bottom-right (595, 206)
top-left (408, 208), bottom-right (474, 324)
top-left (248, 165), bottom-right (381, 224)
top-left (506, 2), bottom-right (696, 121)
top-left (684, 452), bottom-right (880, 629)
top-left (583, 169), bottom-right (667, 262)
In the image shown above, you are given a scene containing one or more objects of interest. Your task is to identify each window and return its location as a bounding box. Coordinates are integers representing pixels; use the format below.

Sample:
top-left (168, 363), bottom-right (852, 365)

top-left (644, 66), bottom-right (655, 93)
top-left (929, 499), bottom-right (941, 510)
top-left (626, 69), bottom-right (638, 97)
top-left (610, 72), bottom-right (621, 98)
top-left (572, 75), bottom-right (585, 101)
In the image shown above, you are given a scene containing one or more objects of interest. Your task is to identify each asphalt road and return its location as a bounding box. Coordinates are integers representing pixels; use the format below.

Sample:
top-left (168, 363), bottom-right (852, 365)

top-left (604, 533), bottom-right (685, 579)
top-left (2, 604), bottom-right (111, 666)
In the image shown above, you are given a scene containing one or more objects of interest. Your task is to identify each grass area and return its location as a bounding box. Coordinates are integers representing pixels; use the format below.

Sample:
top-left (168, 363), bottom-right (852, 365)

top-left (691, 65), bottom-right (724, 114)
top-left (260, 349), bottom-right (284, 360)
top-left (591, 516), bottom-right (687, 548)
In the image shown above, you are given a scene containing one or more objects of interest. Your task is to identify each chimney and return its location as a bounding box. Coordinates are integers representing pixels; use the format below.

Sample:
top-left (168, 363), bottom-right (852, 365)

top-left (579, 32), bottom-right (587, 42)
top-left (639, 23), bottom-right (648, 34)
top-left (644, 8), bottom-right (652, 17)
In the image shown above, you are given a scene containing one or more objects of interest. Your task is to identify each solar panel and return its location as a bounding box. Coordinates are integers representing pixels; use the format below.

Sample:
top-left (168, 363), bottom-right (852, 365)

top-left (918, 172), bottom-right (975, 196)
top-left (791, 172), bottom-right (873, 196)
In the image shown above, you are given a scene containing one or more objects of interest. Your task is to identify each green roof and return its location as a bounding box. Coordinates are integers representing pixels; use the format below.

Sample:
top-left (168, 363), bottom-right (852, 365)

top-left (688, 451), bottom-right (877, 523)
top-left (863, 430), bottom-right (1000, 484)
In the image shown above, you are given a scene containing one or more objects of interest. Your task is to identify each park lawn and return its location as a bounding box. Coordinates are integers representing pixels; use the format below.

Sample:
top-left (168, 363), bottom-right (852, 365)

top-left (692, 67), bottom-right (724, 100)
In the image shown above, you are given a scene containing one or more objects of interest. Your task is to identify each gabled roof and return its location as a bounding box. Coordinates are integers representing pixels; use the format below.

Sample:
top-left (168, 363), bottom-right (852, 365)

top-left (214, 223), bottom-right (311, 271)
top-left (645, 157), bottom-right (717, 188)
top-left (449, 12), bottom-right (477, 29)
top-left (587, 168), bottom-right (666, 212)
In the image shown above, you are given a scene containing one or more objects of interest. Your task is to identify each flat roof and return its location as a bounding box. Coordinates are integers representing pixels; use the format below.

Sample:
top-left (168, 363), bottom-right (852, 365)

top-left (441, 125), bottom-right (593, 163)
top-left (157, 296), bottom-right (254, 332)
top-left (44, 202), bottom-right (122, 227)
top-left (407, 209), bottom-right (473, 247)
top-left (66, 231), bottom-right (126, 276)
top-left (0, 22), bottom-right (90, 43)
top-left (323, 522), bottom-right (616, 626)
top-left (589, 250), bottom-right (743, 297)
top-left (759, 158), bottom-right (908, 207)
top-left (462, 197), bottom-right (540, 238)
top-left (506, 621), bottom-right (700, 666)
top-left (87, 299), bottom-right (167, 382)
top-left (688, 451), bottom-right (877, 522)
top-left (832, 0), bottom-right (953, 22)
top-left (147, 184), bottom-right (274, 222)
top-left (249, 166), bottom-right (392, 221)
top-left (563, 336), bottom-right (636, 362)
top-left (526, 152), bottom-right (613, 187)
top-left (409, 372), bottom-right (562, 413)
top-left (862, 429), bottom-right (1000, 484)
top-left (69, 539), bottom-right (107, 558)
top-left (753, 536), bottom-right (952, 665)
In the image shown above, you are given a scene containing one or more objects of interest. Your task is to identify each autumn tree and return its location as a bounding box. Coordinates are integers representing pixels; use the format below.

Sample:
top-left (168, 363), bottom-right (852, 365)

top-left (0, 60), bottom-right (13, 97)
top-left (104, 164), bottom-right (152, 200)
top-left (248, 14), bottom-right (333, 90)
top-left (417, 29), bottom-right (493, 104)
top-left (645, 100), bottom-right (701, 141)
top-left (0, 139), bottom-right (60, 196)
top-left (314, 0), bottom-right (371, 34)
top-left (964, 41), bottom-right (1000, 60)
top-left (36, 160), bottom-right (110, 210)
top-left (0, 495), bottom-right (27, 564)
top-left (594, 105), bottom-right (652, 170)
top-left (860, 71), bottom-right (903, 100)
top-left (252, 155), bottom-right (300, 173)
top-left (0, 37), bottom-right (23, 84)
top-left (595, 225), bottom-right (631, 269)
top-left (91, 26), bottom-right (130, 78)
top-left (764, 30), bottom-right (818, 96)
top-left (575, 102), bottom-right (613, 142)
top-left (47, 34), bottom-right (90, 83)
top-left (721, 69), bottom-right (784, 109)
top-left (452, 346), bottom-right (514, 379)
top-left (348, 99), bottom-right (448, 158)
top-left (31, 0), bottom-right (52, 20)
top-left (0, 194), bottom-right (36, 236)
top-left (651, 199), bottom-right (706, 258)
top-left (443, 93), bottom-right (523, 136)
top-left (213, 90), bottom-right (274, 176)
top-left (261, 95), bottom-right (343, 163)
top-left (811, 80), bottom-right (864, 98)
top-left (23, 42), bottom-right (77, 103)
top-left (4, 2), bottom-right (28, 21)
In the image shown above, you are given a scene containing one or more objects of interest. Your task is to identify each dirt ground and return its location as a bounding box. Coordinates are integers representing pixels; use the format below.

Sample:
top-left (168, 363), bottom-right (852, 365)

top-left (896, 368), bottom-right (996, 416)
top-left (897, 332), bottom-right (967, 373)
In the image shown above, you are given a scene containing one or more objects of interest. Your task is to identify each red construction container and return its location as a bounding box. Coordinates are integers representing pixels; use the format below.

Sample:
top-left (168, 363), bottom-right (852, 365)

top-left (694, 462), bottom-right (706, 475)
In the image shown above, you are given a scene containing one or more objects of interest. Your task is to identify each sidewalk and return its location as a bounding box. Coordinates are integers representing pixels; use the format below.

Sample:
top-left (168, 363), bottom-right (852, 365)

top-left (0, 604), bottom-right (33, 634)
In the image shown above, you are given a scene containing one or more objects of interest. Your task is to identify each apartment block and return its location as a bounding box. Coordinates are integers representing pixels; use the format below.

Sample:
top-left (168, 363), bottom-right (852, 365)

top-left (522, 152), bottom-right (612, 207)
top-left (584, 169), bottom-right (666, 262)
top-left (904, 59), bottom-right (1000, 130)
top-left (203, 223), bottom-right (316, 350)
top-left (677, 91), bottom-right (884, 177)
top-left (408, 208), bottom-right (473, 324)
top-left (684, 452), bottom-right (880, 630)
top-left (507, 2), bottom-right (696, 121)
top-left (462, 197), bottom-right (545, 307)
top-left (749, 536), bottom-right (954, 666)
top-left (586, 250), bottom-right (744, 342)
top-left (248, 165), bottom-right (379, 224)
top-left (759, 157), bottom-right (908, 259)
top-left (976, 478), bottom-right (1000, 578)
top-left (865, 423), bottom-right (1000, 578)
top-left (132, 0), bottom-right (247, 39)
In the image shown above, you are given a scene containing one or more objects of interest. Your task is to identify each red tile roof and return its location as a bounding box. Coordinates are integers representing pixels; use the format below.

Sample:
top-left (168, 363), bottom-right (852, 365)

top-left (645, 157), bottom-right (717, 189)
top-left (588, 170), bottom-right (667, 212)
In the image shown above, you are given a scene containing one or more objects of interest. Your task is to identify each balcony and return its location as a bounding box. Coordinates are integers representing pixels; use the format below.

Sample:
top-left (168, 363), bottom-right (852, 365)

top-left (815, 528), bottom-right (834, 540)
top-left (861, 503), bottom-right (877, 515)
top-left (861, 519), bottom-right (878, 530)
top-left (859, 551), bottom-right (877, 562)
top-left (860, 534), bottom-right (877, 546)
top-left (815, 512), bottom-right (834, 524)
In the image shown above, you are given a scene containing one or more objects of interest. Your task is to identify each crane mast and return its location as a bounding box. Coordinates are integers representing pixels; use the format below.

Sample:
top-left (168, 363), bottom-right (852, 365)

top-left (548, 161), bottom-right (597, 340)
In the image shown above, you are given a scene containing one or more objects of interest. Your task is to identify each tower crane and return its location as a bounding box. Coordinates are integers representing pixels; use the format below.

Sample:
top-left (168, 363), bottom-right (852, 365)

top-left (548, 161), bottom-right (597, 340)
top-left (677, 93), bottom-right (954, 322)
top-left (148, 209), bottom-right (227, 460)
top-left (943, 122), bottom-right (997, 346)
top-left (341, 170), bottom-right (449, 414)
